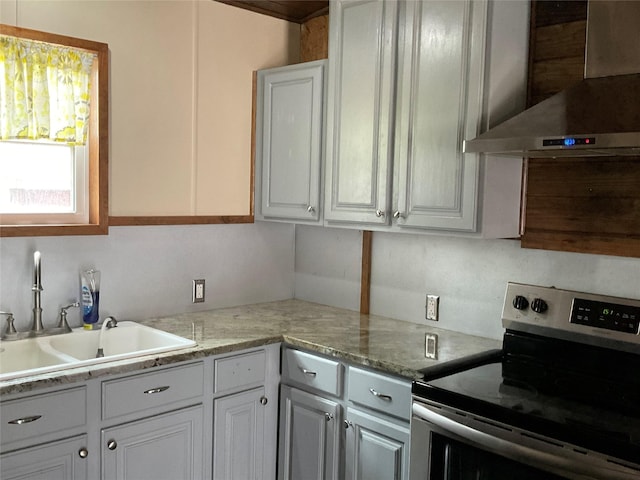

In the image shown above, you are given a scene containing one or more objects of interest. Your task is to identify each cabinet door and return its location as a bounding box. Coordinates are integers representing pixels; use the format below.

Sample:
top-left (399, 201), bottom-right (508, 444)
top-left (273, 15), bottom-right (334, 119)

top-left (213, 387), bottom-right (270, 480)
top-left (393, 0), bottom-right (488, 231)
top-left (345, 408), bottom-right (410, 480)
top-left (101, 405), bottom-right (203, 480)
top-left (278, 385), bottom-right (341, 480)
top-left (324, 0), bottom-right (398, 225)
top-left (256, 61), bottom-right (326, 223)
top-left (0, 435), bottom-right (88, 480)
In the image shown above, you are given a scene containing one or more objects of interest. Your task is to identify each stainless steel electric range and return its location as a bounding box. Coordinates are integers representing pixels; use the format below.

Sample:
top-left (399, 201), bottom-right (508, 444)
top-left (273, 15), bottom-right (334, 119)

top-left (410, 282), bottom-right (640, 480)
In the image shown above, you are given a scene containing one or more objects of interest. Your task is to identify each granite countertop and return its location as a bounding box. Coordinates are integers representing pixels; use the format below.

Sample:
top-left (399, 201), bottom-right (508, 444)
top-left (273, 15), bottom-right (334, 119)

top-left (0, 299), bottom-right (501, 396)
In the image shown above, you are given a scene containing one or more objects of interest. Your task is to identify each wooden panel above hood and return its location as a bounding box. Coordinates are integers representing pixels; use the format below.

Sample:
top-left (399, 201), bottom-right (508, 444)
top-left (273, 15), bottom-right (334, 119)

top-left (522, 157), bottom-right (640, 258)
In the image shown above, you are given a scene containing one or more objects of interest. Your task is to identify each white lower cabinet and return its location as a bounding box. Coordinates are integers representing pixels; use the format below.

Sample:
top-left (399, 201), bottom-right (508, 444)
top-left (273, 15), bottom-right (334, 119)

top-left (0, 386), bottom-right (89, 480)
top-left (0, 345), bottom-right (280, 480)
top-left (212, 345), bottom-right (279, 480)
top-left (278, 385), bottom-right (341, 480)
top-left (1, 343), bottom-right (410, 480)
top-left (0, 434), bottom-right (89, 480)
top-left (345, 407), bottom-right (410, 480)
top-left (279, 346), bottom-right (412, 480)
top-left (213, 387), bottom-right (267, 480)
top-left (101, 406), bottom-right (203, 480)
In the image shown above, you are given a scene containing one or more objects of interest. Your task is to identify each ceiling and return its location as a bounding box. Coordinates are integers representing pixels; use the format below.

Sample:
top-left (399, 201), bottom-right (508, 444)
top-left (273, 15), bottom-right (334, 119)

top-left (216, 0), bottom-right (329, 23)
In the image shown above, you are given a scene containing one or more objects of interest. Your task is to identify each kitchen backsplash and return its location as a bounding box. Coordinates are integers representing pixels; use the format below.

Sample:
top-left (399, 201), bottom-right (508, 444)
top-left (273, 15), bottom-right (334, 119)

top-left (294, 225), bottom-right (640, 340)
top-left (0, 223), bottom-right (295, 332)
top-left (2, 222), bottom-right (639, 340)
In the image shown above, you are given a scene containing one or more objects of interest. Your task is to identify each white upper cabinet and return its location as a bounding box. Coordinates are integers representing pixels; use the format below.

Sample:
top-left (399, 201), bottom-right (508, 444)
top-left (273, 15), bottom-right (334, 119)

top-left (255, 61), bottom-right (326, 223)
top-left (324, 0), bottom-right (399, 225)
top-left (325, 0), bottom-right (528, 236)
top-left (393, 0), bottom-right (486, 231)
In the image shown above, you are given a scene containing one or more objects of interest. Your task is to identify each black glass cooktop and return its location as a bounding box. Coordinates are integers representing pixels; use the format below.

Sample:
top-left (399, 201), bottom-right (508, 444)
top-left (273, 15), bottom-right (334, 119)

top-left (412, 331), bottom-right (640, 466)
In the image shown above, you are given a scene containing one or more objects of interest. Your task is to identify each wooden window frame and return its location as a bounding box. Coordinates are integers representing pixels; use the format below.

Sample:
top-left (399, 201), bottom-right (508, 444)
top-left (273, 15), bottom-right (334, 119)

top-left (0, 24), bottom-right (109, 237)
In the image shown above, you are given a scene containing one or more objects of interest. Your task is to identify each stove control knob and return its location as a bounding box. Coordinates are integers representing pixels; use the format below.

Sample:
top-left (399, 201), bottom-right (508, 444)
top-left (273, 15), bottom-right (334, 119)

top-left (531, 298), bottom-right (548, 314)
top-left (512, 295), bottom-right (529, 310)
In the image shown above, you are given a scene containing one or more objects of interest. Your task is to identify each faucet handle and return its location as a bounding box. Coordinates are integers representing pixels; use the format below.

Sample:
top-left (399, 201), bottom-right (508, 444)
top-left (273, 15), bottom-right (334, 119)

top-left (0, 312), bottom-right (17, 338)
top-left (103, 316), bottom-right (118, 329)
top-left (57, 302), bottom-right (80, 332)
top-left (61, 302), bottom-right (80, 313)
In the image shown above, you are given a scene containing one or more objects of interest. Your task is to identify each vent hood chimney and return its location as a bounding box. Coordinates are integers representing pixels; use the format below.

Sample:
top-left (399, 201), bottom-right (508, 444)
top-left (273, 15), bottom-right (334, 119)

top-left (464, 1), bottom-right (640, 158)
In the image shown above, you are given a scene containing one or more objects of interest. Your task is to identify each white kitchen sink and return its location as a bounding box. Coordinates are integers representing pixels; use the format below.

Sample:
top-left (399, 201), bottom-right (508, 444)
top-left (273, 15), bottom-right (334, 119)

top-left (0, 322), bottom-right (196, 382)
top-left (47, 322), bottom-right (195, 361)
top-left (0, 338), bottom-right (77, 379)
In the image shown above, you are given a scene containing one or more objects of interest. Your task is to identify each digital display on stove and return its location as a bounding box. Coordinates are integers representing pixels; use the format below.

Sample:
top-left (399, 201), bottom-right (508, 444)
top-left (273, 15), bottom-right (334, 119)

top-left (570, 298), bottom-right (640, 334)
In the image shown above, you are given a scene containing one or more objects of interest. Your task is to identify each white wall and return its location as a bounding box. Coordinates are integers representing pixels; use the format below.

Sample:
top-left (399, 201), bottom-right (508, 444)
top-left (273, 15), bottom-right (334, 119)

top-left (294, 225), bottom-right (640, 340)
top-left (0, 1), bottom-right (300, 331)
top-left (0, 223), bottom-right (295, 331)
top-left (294, 226), bottom-right (363, 310)
top-left (1, 0), bottom-right (300, 216)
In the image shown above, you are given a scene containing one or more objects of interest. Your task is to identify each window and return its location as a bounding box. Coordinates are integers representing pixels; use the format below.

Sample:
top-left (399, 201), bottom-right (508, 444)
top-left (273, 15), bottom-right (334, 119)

top-left (0, 25), bottom-right (108, 236)
top-left (0, 141), bottom-right (88, 224)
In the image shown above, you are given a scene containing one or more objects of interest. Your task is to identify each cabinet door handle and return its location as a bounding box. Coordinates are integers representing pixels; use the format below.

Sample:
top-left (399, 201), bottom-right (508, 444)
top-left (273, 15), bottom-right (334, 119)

top-left (369, 388), bottom-right (392, 401)
top-left (144, 385), bottom-right (170, 395)
top-left (300, 367), bottom-right (317, 377)
top-left (344, 420), bottom-right (353, 429)
top-left (325, 412), bottom-right (334, 422)
top-left (107, 440), bottom-right (117, 450)
top-left (393, 210), bottom-right (404, 219)
top-left (375, 209), bottom-right (385, 217)
top-left (8, 415), bottom-right (42, 425)
top-left (78, 448), bottom-right (89, 459)
top-left (260, 396), bottom-right (268, 406)
top-left (307, 205), bottom-right (315, 213)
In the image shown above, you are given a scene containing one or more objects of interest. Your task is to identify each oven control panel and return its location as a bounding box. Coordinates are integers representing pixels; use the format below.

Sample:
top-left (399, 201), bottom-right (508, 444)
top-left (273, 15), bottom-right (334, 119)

top-left (502, 282), bottom-right (640, 351)
top-left (571, 298), bottom-right (640, 334)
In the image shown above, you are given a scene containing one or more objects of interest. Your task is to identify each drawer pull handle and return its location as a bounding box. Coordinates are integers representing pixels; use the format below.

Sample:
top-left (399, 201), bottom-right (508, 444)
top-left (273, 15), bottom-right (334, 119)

top-left (369, 388), bottom-right (392, 401)
top-left (144, 386), bottom-right (170, 395)
top-left (79, 448), bottom-right (89, 459)
top-left (107, 440), bottom-right (117, 450)
top-left (8, 415), bottom-right (42, 425)
top-left (300, 368), bottom-right (317, 377)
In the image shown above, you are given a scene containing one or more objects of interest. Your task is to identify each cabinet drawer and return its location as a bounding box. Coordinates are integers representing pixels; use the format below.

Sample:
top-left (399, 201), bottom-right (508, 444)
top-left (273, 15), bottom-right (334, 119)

top-left (282, 348), bottom-right (343, 397)
top-left (102, 362), bottom-right (204, 420)
top-left (214, 349), bottom-right (265, 394)
top-left (1, 386), bottom-right (86, 448)
top-left (347, 367), bottom-right (411, 420)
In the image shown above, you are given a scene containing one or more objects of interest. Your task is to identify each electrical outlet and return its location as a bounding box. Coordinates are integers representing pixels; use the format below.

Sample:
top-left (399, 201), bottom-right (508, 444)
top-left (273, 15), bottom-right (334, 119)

top-left (193, 279), bottom-right (205, 303)
top-left (425, 333), bottom-right (438, 359)
top-left (426, 294), bottom-right (439, 321)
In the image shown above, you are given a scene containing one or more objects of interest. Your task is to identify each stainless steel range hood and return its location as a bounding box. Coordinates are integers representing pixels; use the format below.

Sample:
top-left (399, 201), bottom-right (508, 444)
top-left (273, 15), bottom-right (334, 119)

top-left (464, 1), bottom-right (640, 158)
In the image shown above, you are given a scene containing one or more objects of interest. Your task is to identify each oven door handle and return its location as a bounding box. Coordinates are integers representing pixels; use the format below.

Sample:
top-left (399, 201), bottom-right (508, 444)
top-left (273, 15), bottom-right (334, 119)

top-left (412, 402), bottom-right (639, 480)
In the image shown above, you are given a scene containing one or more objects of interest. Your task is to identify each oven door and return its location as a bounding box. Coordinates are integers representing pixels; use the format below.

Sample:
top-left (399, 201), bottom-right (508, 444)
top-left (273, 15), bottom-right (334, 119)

top-left (410, 400), bottom-right (640, 480)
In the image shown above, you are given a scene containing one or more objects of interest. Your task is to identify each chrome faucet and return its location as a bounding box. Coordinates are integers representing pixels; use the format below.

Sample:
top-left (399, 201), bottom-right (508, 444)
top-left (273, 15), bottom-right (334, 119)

top-left (31, 251), bottom-right (45, 335)
top-left (0, 251), bottom-right (80, 340)
top-left (96, 316), bottom-right (118, 358)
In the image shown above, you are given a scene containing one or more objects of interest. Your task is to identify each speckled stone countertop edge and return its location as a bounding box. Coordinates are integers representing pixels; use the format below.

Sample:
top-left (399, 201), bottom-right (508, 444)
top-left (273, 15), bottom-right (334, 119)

top-left (281, 336), bottom-right (423, 380)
